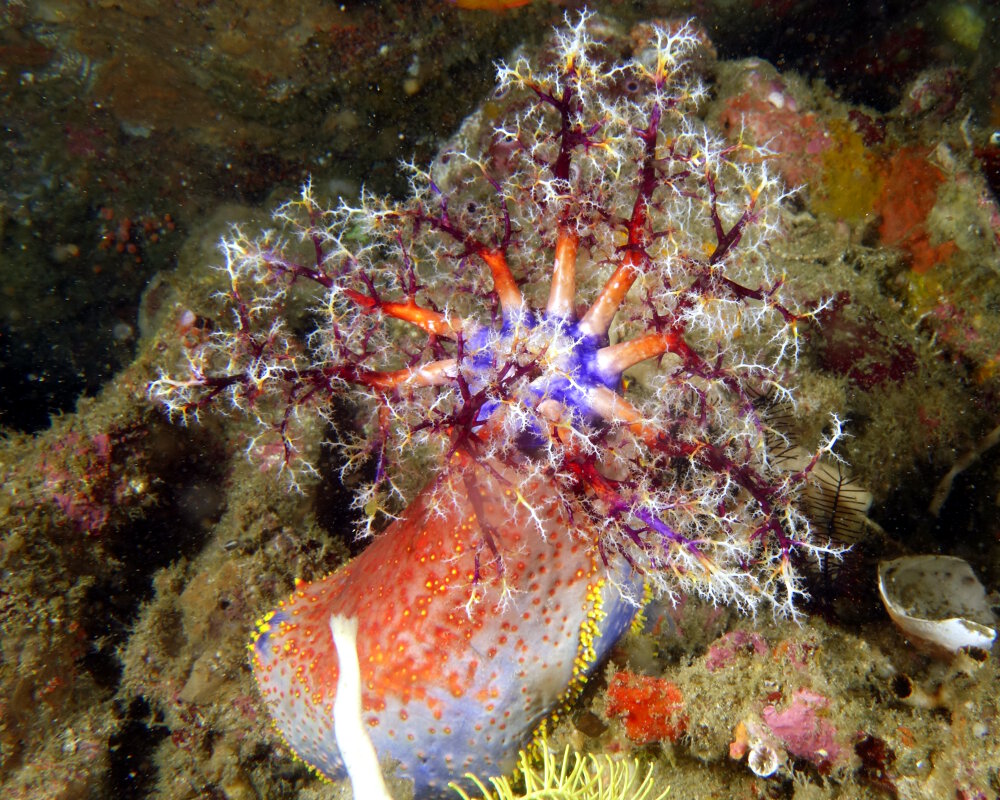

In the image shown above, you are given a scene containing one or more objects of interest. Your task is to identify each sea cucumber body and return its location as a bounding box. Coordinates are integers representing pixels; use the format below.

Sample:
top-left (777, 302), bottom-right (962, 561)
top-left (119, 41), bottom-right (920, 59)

top-left (251, 455), bottom-right (640, 797)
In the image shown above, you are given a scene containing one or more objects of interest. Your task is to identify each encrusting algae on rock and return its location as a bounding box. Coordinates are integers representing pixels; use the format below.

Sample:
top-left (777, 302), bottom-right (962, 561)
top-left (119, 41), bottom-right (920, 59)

top-left (151, 11), bottom-right (850, 798)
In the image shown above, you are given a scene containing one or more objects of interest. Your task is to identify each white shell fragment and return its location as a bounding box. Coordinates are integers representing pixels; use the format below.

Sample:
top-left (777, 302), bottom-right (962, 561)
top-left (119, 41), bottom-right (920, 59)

top-left (748, 741), bottom-right (782, 778)
top-left (878, 555), bottom-right (996, 653)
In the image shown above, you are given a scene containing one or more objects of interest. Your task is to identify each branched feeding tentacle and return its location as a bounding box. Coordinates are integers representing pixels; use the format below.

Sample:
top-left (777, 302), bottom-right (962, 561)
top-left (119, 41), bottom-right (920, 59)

top-left (151, 11), bottom-right (845, 617)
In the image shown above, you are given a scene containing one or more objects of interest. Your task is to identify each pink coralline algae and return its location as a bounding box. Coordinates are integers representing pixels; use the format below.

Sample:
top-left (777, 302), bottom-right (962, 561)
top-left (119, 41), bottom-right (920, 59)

top-left (150, 12), bottom-right (843, 798)
top-left (38, 431), bottom-right (115, 533)
top-left (719, 68), bottom-right (831, 188)
top-left (762, 688), bottom-right (843, 770)
top-left (704, 629), bottom-right (769, 672)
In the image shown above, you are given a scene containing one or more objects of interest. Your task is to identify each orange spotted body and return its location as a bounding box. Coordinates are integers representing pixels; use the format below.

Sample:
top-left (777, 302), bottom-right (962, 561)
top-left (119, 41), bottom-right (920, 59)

top-left (251, 455), bottom-right (640, 797)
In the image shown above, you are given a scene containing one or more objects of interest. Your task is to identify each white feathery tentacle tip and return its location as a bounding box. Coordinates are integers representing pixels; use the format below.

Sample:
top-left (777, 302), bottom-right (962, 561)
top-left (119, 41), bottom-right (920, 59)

top-left (329, 613), bottom-right (395, 800)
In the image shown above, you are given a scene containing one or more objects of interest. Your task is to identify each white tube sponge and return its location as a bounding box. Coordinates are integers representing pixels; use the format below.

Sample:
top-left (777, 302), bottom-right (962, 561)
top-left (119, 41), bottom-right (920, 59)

top-left (329, 613), bottom-right (395, 800)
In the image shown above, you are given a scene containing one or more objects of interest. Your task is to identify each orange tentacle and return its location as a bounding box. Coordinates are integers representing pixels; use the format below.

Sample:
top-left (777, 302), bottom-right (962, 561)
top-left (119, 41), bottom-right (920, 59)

top-left (477, 248), bottom-right (523, 311)
top-left (546, 226), bottom-right (579, 319)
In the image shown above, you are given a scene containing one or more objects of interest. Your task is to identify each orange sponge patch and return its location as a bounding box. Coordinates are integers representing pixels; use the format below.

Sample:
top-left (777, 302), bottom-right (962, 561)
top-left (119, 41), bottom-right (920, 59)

top-left (605, 671), bottom-right (687, 744)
